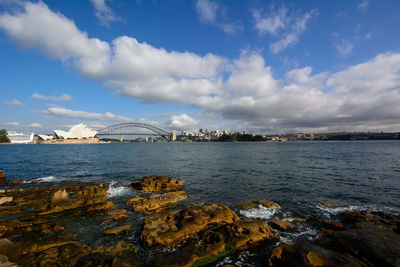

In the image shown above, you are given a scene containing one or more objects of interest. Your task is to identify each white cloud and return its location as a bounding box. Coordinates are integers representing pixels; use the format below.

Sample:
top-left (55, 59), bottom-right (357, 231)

top-left (252, 5), bottom-right (317, 54)
top-left (31, 93), bottom-right (72, 101)
top-left (5, 98), bottom-right (24, 106)
top-left (358, 0), bottom-right (369, 13)
top-left (29, 122), bottom-right (42, 127)
top-left (195, 0), bottom-right (240, 34)
top-left (90, 0), bottom-right (120, 26)
top-left (335, 39), bottom-right (354, 57)
top-left (195, 0), bottom-right (218, 23)
top-left (5, 121), bottom-right (19, 126)
top-left (45, 107), bottom-right (132, 122)
top-left (1, 2), bottom-right (400, 133)
top-left (251, 7), bottom-right (287, 35)
top-left (167, 114), bottom-right (198, 130)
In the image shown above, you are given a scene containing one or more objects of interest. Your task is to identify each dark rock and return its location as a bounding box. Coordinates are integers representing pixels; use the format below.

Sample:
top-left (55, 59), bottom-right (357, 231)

top-left (0, 170), bottom-right (8, 186)
top-left (141, 202), bottom-right (239, 247)
top-left (268, 242), bottom-right (363, 267)
top-left (342, 211), bottom-right (400, 234)
top-left (103, 225), bottom-right (133, 235)
top-left (327, 222), bottom-right (400, 267)
top-left (131, 175), bottom-right (183, 192)
top-left (235, 199), bottom-right (280, 210)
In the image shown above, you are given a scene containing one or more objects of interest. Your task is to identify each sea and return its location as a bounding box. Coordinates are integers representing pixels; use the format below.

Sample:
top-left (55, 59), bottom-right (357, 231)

top-left (1, 141), bottom-right (400, 265)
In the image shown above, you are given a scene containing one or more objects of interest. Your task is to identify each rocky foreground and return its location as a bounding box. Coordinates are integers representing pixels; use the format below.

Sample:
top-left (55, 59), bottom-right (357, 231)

top-left (0, 170), bottom-right (399, 266)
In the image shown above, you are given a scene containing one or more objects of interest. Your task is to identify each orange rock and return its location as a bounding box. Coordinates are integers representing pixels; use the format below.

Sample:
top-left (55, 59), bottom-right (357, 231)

top-left (131, 175), bottom-right (183, 192)
top-left (106, 209), bottom-right (127, 216)
top-left (11, 179), bottom-right (24, 185)
top-left (270, 220), bottom-right (295, 231)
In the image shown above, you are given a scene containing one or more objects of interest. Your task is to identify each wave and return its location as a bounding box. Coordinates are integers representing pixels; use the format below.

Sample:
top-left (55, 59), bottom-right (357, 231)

top-left (107, 181), bottom-right (130, 197)
top-left (239, 204), bottom-right (278, 220)
top-left (277, 226), bottom-right (319, 244)
top-left (316, 203), bottom-right (399, 217)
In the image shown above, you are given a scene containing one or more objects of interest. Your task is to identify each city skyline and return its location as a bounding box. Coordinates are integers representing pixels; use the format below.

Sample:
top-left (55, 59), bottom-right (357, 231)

top-left (1, 0), bottom-right (400, 134)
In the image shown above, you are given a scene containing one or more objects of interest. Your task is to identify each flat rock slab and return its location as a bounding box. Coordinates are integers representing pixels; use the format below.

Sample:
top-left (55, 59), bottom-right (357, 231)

top-left (270, 220), bottom-right (296, 231)
top-left (235, 199), bottom-right (280, 210)
top-left (128, 191), bottom-right (187, 213)
top-left (141, 202), bottom-right (239, 247)
top-left (154, 219), bottom-right (276, 267)
top-left (103, 225), bottom-right (133, 235)
top-left (131, 175), bottom-right (183, 192)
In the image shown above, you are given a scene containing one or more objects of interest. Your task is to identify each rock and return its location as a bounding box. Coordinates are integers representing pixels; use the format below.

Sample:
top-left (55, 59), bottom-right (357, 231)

top-left (106, 209), bottom-right (127, 216)
top-left (87, 201), bottom-right (114, 213)
top-left (51, 189), bottom-right (70, 204)
top-left (0, 171), bottom-right (8, 186)
top-left (131, 175), bottom-right (183, 192)
top-left (0, 255), bottom-right (18, 267)
top-left (235, 199), bottom-right (280, 210)
top-left (141, 202), bottom-right (239, 247)
top-left (10, 180), bottom-right (24, 185)
top-left (270, 220), bottom-right (296, 231)
top-left (21, 240), bottom-right (79, 253)
top-left (342, 211), bottom-right (400, 233)
top-left (31, 179), bottom-right (43, 184)
top-left (130, 191), bottom-right (187, 213)
top-left (103, 225), bottom-right (133, 236)
top-left (77, 241), bottom-right (139, 267)
top-left (322, 220), bottom-right (344, 230)
top-left (154, 219), bottom-right (276, 267)
top-left (126, 197), bottom-right (144, 205)
top-left (0, 197), bottom-right (12, 205)
top-left (268, 242), bottom-right (362, 267)
top-left (327, 222), bottom-right (400, 267)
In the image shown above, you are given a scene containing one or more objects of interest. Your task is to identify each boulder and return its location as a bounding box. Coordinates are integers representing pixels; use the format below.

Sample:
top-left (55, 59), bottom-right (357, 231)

top-left (141, 202), bottom-right (239, 247)
top-left (106, 209), bottom-right (127, 216)
top-left (154, 219), bottom-right (276, 267)
top-left (268, 242), bottom-right (362, 267)
top-left (10, 179), bottom-right (24, 185)
top-left (130, 191), bottom-right (187, 213)
top-left (235, 199), bottom-right (280, 210)
top-left (270, 220), bottom-right (296, 231)
top-left (342, 211), bottom-right (400, 233)
top-left (327, 222), bottom-right (400, 267)
top-left (318, 199), bottom-right (347, 208)
top-left (102, 225), bottom-right (133, 236)
top-left (131, 175), bottom-right (183, 192)
top-left (0, 170), bottom-right (8, 186)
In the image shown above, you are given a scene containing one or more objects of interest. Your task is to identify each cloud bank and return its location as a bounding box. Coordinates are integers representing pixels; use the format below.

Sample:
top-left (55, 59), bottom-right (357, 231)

top-left (1, 2), bottom-right (400, 133)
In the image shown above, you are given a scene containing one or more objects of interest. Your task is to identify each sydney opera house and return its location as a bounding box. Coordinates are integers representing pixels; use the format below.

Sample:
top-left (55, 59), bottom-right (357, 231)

top-left (53, 123), bottom-right (97, 139)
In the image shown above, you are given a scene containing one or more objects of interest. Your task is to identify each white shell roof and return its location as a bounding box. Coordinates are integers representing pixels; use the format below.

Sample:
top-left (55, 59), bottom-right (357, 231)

top-left (54, 123), bottom-right (97, 139)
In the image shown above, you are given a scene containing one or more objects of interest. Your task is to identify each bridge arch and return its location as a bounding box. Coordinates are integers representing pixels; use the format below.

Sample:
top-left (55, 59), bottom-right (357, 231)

top-left (96, 123), bottom-right (171, 140)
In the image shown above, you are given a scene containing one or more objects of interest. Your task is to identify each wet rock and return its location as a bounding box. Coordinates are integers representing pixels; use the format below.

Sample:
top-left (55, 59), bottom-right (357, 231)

top-left (154, 219), bottom-right (276, 267)
top-left (78, 241), bottom-right (139, 267)
top-left (11, 180), bottom-right (24, 185)
top-left (268, 242), bottom-right (362, 267)
top-left (342, 211), bottom-right (400, 233)
top-left (141, 202), bottom-right (239, 247)
top-left (322, 220), bottom-right (344, 231)
top-left (87, 201), bottom-right (114, 213)
top-left (103, 225), bottom-right (133, 236)
top-left (130, 190), bottom-right (187, 213)
top-left (318, 199), bottom-right (348, 208)
top-left (131, 175), bottom-right (183, 192)
top-left (106, 209), bottom-right (127, 216)
top-left (0, 171), bottom-right (8, 186)
top-left (31, 179), bottom-right (43, 184)
top-left (235, 199), bottom-right (280, 210)
top-left (327, 222), bottom-right (400, 267)
top-left (270, 220), bottom-right (296, 231)
top-left (21, 239), bottom-right (79, 253)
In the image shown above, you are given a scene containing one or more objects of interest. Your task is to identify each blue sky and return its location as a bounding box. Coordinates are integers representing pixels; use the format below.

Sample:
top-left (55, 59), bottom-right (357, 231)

top-left (1, 0), bottom-right (400, 134)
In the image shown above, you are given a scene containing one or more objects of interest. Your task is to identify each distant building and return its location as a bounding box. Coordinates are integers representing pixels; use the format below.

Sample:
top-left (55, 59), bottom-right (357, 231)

top-left (54, 123), bottom-right (97, 139)
top-left (38, 135), bottom-right (54, 140)
top-left (171, 130), bottom-right (177, 141)
top-left (7, 131), bottom-right (35, 144)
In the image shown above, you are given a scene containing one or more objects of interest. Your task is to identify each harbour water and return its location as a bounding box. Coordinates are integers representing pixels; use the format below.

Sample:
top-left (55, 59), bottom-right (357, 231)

top-left (1, 141), bottom-right (400, 265)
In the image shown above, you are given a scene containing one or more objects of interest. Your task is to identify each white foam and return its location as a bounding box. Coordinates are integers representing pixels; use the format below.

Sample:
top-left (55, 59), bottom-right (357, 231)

top-left (316, 203), bottom-right (399, 217)
top-left (239, 204), bottom-right (278, 220)
top-left (277, 227), bottom-right (319, 244)
top-left (107, 181), bottom-right (130, 197)
top-left (38, 176), bottom-right (57, 182)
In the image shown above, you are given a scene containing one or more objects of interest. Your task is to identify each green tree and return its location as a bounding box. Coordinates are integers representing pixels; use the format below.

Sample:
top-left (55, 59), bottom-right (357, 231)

top-left (0, 129), bottom-right (10, 143)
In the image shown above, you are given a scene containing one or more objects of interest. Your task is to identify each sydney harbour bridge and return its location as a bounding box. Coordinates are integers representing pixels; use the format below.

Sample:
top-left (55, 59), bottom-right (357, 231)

top-left (96, 123), bottom-right (172, 141)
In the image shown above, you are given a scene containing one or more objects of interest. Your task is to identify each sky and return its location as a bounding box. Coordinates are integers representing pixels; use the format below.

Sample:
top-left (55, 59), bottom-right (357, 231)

top-left (0, 0), bottom-right (400, 134)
